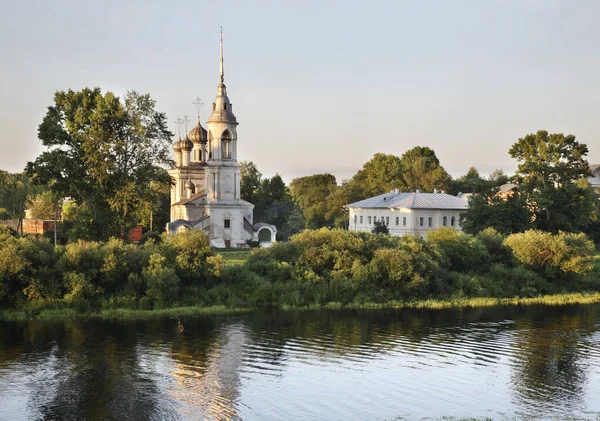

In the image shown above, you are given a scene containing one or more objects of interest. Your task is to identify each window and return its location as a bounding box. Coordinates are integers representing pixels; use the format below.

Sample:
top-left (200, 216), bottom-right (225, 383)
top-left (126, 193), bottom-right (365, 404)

top-left (360, 216), bottom-right (363, 224)
top-left (395, 217), bottom-right (399, 226)
top-left (403, 217), bottom-right (407, 226)
top-left (373, 216), bottom-right (377, 223)
top-left (451, 216), bottom-right (456, 226)
top-left (368, 216), bottom-right (372, 224)
top-left (419, 217), bottom-right (424, 227)
top-left (443, 216), bottom-right (447, 226)
top-left (386, 216), bottom-right (389, 225)
top-left (428, 217), bottom-right (433, 227)
top-left (224, 219), bottom-right (231, 229)
top-left (221, 131), bottom-right (232, 159)
top-left (354, 215), bottom-right (357, 224)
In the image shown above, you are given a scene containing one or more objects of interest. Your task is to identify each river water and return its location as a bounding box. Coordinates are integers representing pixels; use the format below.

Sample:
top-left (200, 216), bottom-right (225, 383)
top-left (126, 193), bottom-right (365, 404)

top-left (1, 305), bottom-right (600, 420)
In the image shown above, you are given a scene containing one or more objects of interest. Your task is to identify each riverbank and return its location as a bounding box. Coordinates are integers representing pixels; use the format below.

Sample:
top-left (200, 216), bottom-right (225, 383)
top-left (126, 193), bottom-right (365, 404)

top-left (3, 291), bottom-right (600, 322)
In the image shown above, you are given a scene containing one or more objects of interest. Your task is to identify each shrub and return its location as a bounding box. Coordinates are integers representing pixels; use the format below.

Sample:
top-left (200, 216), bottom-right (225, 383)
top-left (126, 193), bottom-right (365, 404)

top-left (504, 230), bottom-right (595, 279)
top-left (366, 249), bottom-right (427, 297)
top-left (143, 254), bottom-right (180, 307)
top-left (476, 227), bottom-right (513, 266)
top-left (426, 227), bottom-right (490, 273)
top-left (161, 230), bottom-right (213, 286)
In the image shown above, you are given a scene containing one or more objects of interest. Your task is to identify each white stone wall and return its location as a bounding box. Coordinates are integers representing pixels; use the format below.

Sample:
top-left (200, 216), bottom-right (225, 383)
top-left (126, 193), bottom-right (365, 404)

top-left (207, 204), bottom-right (253, 246)
top-left (349, 207), bottom-right (464, 238)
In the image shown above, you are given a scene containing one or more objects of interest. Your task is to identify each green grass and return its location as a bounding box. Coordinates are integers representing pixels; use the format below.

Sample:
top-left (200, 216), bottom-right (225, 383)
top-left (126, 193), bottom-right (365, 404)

top-left (217, 249), bottom-right (252, 267)
top-left (0, 305), bottom-right (250, 321)
top-left (279, 292), bottom-right (600, 312)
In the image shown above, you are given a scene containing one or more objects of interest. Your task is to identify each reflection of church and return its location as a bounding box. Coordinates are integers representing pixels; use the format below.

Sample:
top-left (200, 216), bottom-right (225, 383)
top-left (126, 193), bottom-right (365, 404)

top-left (166, 33), bottom-right (276, 247)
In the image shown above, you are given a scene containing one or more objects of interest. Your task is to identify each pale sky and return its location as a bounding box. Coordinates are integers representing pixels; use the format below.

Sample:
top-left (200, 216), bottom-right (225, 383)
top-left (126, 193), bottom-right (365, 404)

top-left (1, 0), bottom-right (599, 183)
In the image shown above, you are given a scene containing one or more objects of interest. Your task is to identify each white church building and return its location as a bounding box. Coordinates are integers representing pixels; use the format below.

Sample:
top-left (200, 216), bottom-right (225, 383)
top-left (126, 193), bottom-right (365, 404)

top-left (347, 190), bottom-right (468, 239)
top-left (166, 33), bottom-right (276, 248)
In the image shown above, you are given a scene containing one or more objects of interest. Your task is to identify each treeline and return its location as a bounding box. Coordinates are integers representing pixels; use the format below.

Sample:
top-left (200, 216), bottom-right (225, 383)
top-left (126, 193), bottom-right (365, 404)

top-left (5, 84), bottom-right (599, 245)
top-left (1, 226), bottom-right (598, 315)
top-left (239, 147), bottom-right (509, 236)
top-left (241, 130), bottom-right (600, 243)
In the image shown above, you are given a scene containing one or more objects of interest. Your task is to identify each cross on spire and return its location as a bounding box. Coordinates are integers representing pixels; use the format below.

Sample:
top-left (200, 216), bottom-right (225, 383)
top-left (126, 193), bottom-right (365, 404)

top-left (193, 97), bottom-right (204, 122)
top-left (182, 115), bottom-right (190, 133)
top-left (175, 117), bottom-right (183, 138)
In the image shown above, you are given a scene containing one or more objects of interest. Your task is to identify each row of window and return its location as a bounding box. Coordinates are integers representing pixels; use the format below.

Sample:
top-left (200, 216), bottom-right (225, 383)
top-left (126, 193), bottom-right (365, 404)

top-left (353, 215), bottom-right (456, 227)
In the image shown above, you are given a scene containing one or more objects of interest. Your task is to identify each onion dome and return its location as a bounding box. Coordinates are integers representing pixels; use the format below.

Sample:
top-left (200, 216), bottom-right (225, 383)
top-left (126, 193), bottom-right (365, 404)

top-left (173, 137), bottom-right (183, 152)
top-left (180, 135), bottom-right (193, 151)
top-left (189, 122), bottom-right (208, 144)
top-left (184, 179), bottom-right (194, 190)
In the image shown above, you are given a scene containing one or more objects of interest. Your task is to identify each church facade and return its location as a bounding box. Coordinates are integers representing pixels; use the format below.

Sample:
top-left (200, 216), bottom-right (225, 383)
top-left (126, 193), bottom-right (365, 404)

top-left (166, 33), bottom-right (276, 248)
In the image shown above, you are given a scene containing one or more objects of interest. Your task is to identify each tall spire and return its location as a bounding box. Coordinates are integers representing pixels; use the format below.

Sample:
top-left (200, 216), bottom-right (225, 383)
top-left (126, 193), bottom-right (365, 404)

top-left (219, 26), bottom-right (224, 83)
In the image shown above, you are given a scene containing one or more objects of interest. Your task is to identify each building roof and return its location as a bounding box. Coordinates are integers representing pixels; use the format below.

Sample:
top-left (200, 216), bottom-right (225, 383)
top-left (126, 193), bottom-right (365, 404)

top-left (590, 164), bottom-right (600, 174)
top-left (498, 183), bottom-right (517, 193)
top-left (172, 190), bottom-right (206, 206)
top-left (347, 191), bottom-right (468, 210)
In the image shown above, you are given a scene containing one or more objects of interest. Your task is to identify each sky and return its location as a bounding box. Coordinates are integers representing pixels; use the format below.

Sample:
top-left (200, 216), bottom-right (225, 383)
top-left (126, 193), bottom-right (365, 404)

top-left (1, 0), bottom-right (599, 184)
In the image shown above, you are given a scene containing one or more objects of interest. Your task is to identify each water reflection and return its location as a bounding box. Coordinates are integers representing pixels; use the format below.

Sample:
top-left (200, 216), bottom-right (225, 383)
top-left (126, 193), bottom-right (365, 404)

top-left (0, 305), bottom-right (599, 420)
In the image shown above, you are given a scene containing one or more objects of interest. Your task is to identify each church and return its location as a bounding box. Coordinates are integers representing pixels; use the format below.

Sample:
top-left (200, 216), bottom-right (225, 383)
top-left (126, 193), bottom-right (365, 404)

top-left (166, 33), bottom-right (277, 248)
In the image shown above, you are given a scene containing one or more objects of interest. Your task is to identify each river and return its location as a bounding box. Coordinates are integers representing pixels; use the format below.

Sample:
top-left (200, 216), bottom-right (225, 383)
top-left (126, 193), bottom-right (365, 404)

top-left (1, 305), bottom-right (600, 420)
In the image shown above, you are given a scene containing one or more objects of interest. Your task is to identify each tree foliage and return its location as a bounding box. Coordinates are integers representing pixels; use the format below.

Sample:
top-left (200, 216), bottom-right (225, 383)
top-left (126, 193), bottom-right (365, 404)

top-left (26, 88), bottom-right (173, 240)
top-left (239, 162), bottom-right (304, 240)
top-left (0, 171), bottom-right (46, 220)
top-left (27, 191), bottom-right (60, 220)
top-left (460, 189), bottom-right (533, 235)
top-left (352, 153), bottom-right (403, 197)
top-left (371, 220), bottom-right (389, 234)
top-left (289, 174), bottom-right (339, 229)
top-left (509, 130), bottom-right (592, 233)
top-left (399, 146), bottom-right (451, 192)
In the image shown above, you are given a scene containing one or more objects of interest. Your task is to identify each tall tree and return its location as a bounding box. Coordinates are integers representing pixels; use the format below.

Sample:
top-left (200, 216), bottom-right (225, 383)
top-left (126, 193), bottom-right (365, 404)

top-left (399, 146), bottom-right (451, 192)
top-left (460, 190), bottom-right (533, 235)
top-left (351, 153), bottom-right (404, 197)
top-left (509, 130), bottom-right (592, 232)
top-left (240, 161), bottom-right (262, 204)
top-left (26, 88), bottom-right (173, 240)
top-left (290, 174), bottom-right (339, 229)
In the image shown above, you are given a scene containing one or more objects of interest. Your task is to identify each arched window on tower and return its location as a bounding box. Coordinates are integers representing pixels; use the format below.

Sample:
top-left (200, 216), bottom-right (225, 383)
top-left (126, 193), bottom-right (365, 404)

top-left (208, 133), bottom-right (213, 160)
top-left (222, 131), bottom-right (232, 159)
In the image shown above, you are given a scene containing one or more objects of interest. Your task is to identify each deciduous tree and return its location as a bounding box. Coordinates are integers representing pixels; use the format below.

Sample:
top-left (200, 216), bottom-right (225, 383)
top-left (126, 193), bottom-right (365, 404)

top-left (509, 130), bottom-right (592, 232)
top-left (399, 146), bottom-right (451, 192)
top-left (26, 88), bottom-right (173, 240)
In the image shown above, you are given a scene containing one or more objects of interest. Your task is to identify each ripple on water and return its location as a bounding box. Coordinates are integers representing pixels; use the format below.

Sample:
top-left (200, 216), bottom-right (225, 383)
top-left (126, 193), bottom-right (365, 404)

top-left (2, 306), bottom-right (600, 420)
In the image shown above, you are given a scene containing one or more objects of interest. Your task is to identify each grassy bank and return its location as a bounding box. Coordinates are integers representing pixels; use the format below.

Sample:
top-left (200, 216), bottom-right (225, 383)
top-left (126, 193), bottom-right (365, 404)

top-left (0, 305), bottom-right (250, 321)
top-left (217, 249), bottom-right (252, 267)
top-left (3, 292), bottom-right (600, 322)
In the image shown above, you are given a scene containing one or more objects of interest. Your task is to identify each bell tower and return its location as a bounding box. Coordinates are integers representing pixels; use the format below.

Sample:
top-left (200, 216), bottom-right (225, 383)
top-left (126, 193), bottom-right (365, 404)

top-left (206, 28), bottom-right (240, 203)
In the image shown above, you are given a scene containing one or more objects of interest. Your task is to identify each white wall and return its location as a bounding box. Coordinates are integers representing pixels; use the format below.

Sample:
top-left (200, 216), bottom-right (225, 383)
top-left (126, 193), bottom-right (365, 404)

top-left (349, 207), bottom-right (464, 238)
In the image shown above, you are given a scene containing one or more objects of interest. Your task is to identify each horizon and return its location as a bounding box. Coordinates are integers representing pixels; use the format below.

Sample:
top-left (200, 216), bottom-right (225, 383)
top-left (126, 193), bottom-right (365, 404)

top-left (2, 0), bottom-right (599, 184)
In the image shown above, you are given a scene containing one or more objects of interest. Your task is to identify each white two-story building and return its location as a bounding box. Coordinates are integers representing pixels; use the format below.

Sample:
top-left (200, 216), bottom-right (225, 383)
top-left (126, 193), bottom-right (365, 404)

top-left (347, 190), bottom-right (468, 238)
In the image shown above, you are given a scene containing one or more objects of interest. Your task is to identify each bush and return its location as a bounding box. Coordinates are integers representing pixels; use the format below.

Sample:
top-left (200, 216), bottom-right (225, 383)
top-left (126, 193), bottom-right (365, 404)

top-left (426, 227), bottom-right (491, 273)
top-left (161, 230), bottom-right (214, 286)
top-left (143, 254), bottom-right (180, 307)
top-left (504, 230), bottom-right (595, 279)
top-left (476, 227), bottom-right (513, 266)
